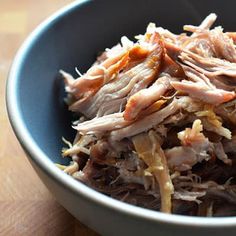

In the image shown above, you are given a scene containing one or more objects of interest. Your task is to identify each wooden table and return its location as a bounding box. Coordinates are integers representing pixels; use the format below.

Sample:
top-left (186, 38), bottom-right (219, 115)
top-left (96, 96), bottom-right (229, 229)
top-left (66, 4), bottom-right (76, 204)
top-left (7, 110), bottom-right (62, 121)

top-left (0, 1), bottom-right (99, 235)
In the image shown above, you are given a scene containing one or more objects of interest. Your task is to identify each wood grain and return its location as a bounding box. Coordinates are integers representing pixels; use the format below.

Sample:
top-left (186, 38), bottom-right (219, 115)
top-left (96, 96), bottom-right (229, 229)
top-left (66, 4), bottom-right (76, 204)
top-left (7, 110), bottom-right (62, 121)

top-left (0, 1), bottom-right (99, 235)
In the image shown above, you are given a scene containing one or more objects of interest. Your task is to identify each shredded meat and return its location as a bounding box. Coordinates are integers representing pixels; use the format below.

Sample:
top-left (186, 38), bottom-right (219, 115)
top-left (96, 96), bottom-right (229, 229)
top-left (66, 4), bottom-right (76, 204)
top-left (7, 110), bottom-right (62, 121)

top-left (171, 80), bottom-right (235, 105)
top-left (124, 75), bottom-right (176, 121)
top-left (59, 14), bottom-right (236, 217)
top-left (63, 49), bottom-right (129, 101)
top-left (180, 50), bottom-right (236, 86)
top-left (132, 131), bottom-right (174, 213)
top-left (66, 31), bottom-right (164, 118)
top-left (165, 120), bottom-right (211, 171)
top-left (110, 99), bottom-right (180, 141)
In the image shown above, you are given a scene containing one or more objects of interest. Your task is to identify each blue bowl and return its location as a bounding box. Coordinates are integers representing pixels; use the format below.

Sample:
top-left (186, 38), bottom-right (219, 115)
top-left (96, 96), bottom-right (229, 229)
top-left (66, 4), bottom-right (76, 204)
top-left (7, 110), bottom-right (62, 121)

top-left (6, 0), bottom-right (236, 235)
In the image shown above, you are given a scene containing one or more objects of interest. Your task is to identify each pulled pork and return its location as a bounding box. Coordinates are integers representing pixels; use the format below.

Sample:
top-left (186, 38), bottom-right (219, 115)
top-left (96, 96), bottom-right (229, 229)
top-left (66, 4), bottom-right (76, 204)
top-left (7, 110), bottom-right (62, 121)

top-left (59, 14), bottom-right (236, 217)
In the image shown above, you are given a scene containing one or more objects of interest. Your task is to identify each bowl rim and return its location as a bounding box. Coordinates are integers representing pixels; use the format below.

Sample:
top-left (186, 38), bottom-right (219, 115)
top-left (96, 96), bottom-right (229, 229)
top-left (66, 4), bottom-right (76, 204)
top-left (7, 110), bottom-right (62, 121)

top-left (6, 0), bottom-right (236, 228)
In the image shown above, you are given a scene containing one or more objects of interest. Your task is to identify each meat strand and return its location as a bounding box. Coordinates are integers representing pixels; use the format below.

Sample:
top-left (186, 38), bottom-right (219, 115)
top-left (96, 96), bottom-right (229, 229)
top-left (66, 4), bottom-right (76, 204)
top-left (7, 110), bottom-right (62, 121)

top-left (110, 99), bottom-right (180, 141)
top-left (124, 75), bottom-right (175, 121)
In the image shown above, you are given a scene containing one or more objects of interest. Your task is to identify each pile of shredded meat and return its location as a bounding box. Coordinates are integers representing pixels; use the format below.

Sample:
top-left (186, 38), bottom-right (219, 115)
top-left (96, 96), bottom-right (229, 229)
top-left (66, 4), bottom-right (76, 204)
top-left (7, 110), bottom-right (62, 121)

top-left (58, 13), bottom-right (236, 216)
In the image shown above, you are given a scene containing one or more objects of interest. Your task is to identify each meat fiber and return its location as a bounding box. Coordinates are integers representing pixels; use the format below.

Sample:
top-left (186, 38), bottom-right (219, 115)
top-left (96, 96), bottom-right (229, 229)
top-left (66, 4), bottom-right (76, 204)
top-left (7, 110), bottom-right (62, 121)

top-left (180, 50), bottom-right (236, 86)
top-left (165, 120), bottom-right (211, 171)
top-left (171, 80), bottom-right (235, 105)
top-left (69, 31), bottom-right (164, 118)
top-left (124, 75), bottom-right (175, 121)
top-left (110, 99), bottom-right (180, 141)
top-left (62, 49), bottom-right (129, 101)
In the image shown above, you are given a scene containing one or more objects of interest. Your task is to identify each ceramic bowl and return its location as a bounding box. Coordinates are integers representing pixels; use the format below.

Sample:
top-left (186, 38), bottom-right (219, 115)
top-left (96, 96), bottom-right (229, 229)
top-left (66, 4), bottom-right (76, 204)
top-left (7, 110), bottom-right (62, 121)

top-left (6, 1), bottom-right (236, 235)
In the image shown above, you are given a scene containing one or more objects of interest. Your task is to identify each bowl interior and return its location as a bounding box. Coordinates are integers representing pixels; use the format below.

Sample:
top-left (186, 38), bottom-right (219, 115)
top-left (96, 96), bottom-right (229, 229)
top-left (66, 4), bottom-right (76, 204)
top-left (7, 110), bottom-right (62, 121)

top-left (10, 0), bottom-right (236, 169)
